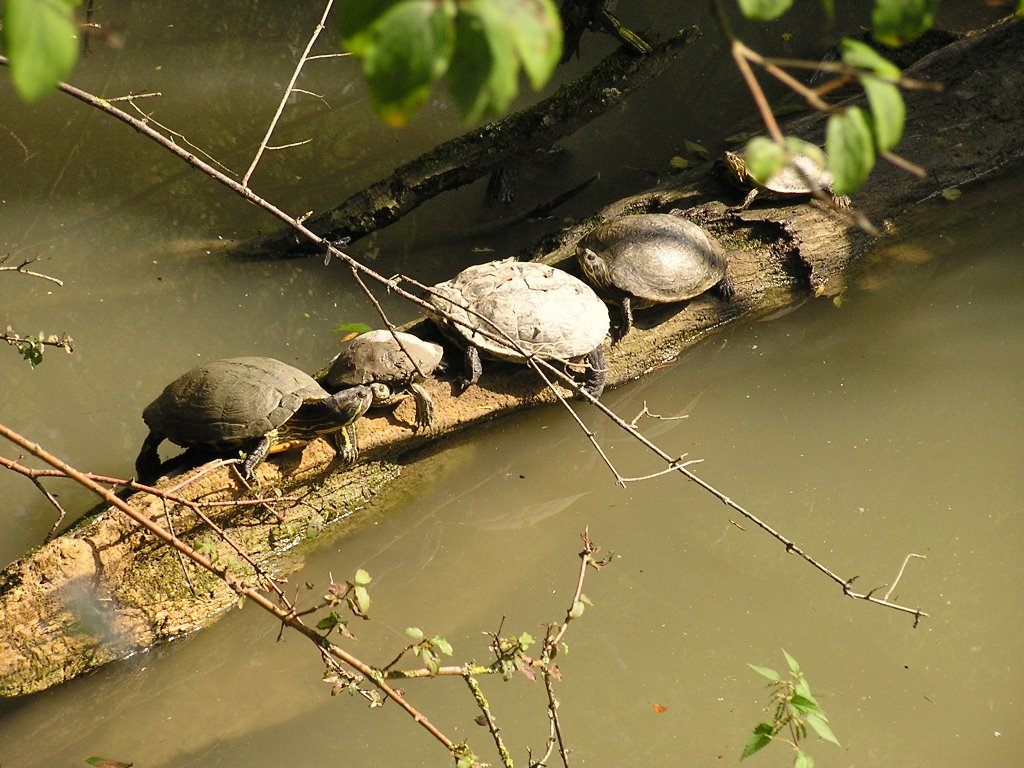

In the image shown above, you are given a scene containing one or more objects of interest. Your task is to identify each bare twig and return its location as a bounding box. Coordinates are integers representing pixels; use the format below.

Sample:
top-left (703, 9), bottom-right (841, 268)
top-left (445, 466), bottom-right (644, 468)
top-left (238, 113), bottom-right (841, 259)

top-left (0, 254), bottom-right (64, 285)
top-left (241, 0), bottom-right (335, 187)
top-left (0, 422), bottom-right (460, 753)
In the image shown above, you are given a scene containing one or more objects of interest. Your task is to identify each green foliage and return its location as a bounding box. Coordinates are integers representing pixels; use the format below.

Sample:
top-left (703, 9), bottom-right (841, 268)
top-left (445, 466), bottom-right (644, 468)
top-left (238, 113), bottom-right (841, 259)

top-left (826, 106), bottom-right (875, 195)
top-left (338, 0), bottom-right (561, 125)
top-left (840, 38), bottom-right (905, 151)
top-left (3, 0), bottom-right (79, 102)
top-left (737, 0), bottom-right (795, 21)
top-left (741, 651), bottom-right (840, 765)
top-left (406, 629), bottom-right (453, 673)
top-left (872, 0), bottom-right (938, 47)
top-left (743, 135), bottom-right (826, 187)
top-left (332, 321), bottom-right (374, 337)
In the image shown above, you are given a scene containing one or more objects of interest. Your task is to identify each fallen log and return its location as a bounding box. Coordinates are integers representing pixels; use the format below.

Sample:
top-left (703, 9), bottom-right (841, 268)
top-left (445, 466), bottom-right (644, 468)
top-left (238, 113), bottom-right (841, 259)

top-left (1, 16), bottom-right (1021, 698)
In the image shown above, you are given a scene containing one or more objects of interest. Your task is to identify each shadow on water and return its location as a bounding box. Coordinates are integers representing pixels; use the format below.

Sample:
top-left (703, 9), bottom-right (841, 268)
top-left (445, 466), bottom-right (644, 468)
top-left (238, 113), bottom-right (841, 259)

top-left (1, 1), bottom-right (1020, 767)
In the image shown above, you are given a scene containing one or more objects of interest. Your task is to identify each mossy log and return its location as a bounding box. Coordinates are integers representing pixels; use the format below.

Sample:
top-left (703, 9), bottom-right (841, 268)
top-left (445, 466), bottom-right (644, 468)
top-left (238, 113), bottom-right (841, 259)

top-left (1, 16), bottom-right (1021, 698)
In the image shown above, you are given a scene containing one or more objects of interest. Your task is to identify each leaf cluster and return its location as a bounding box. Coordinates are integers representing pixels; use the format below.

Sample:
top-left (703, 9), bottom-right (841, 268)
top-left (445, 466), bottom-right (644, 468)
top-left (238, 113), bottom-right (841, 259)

top-left (337, 0), bottom-right (562, 125)
top-left (316, 568), bottom-right (373, 638)
top-left (735, 0), bottom-right (947, 196)
top-left (742, 650), bottom-right (840, 768)
top-left (404, 626), bottom-right (454, 673)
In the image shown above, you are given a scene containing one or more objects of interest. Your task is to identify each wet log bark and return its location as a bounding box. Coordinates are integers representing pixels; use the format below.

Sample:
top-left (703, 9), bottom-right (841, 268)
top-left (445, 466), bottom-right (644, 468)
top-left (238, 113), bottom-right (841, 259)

top-left (1, 16), bottom-right (1021, 698)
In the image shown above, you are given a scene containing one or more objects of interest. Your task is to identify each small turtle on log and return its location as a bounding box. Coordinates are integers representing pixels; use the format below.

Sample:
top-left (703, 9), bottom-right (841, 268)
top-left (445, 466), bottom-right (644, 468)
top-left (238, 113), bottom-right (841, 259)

top-left (577, 212), bottom-right (732, 338)
top-left (427, 259), bottom-right (610, 398)
top-left (136, 357), bottom-right (372, 483)
top-left (320, 329), bottom-right (444, 429)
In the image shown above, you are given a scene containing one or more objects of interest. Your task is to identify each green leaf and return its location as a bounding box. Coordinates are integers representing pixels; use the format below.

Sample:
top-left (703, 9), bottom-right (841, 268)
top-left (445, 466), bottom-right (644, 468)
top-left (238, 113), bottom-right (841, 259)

top-left (352, 585), bottom-right (371, 615)
top-left (518, 631), bottom-right (535, 649)
top-left (839, 38), bottom-right (900, 78)
top-left (940, 187), bottom-right (962, 201)
top-left (5, 0), bottom-right (80, 103)
top-left (405, 626), bottom-right (425, 641)
top-left (748, 664), bottom-right (782, 682)
top-left (338, 0), bottom-right (404, 54)
top-left (872, 0), bottom-right (938, 47)
top-left (316, 612), bottom-right (340, 631)
top-left (737, 0), bottom-right (795, 22)
top-left (782, 649), bottom-right (801, 674)
top-left (353, 568), bottom-right (372, 585)
top-left (432, 636), bottom-right (454, 656)
top-left (332, 322), bottom-right (374, 336)
top-left (794, 749), bottom-right (815, 768)
top-left (684, 139), bottom-right (710, 159)
top-left (1019, 0), bottom-right (1023, 18)
top-left (447, 2), bottom-right (518, 122)
top-left (492, 0), bottom-right (561, 90)
top-left (569, 600), bottom-right (586, 619)
top-left (360, 1), bottom-right (457, 126)
top-left (862, 78), bottom-right (905, 150)
top-left (790, 693), bottom-right (824, 716)
top-left (806, 712), bottom-right (841, 746)
top-left (826, 107), bottom-right (875, 194)
top-left (744, 136), bottom-right (786, 185)
top-left (740, 723), bottom-right (774, 759)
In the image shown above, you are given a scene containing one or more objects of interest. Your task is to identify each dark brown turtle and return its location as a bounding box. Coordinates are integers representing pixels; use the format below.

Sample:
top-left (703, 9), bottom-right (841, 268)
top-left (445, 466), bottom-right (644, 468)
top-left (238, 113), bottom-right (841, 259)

top-left (136, 356), bottom-right (372, 483)
top-left (577, 213), bottom-right (731, 337)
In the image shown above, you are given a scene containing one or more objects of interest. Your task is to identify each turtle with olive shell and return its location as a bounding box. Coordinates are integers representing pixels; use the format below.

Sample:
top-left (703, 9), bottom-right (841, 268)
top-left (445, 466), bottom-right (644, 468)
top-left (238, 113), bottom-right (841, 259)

top-left (577, 212), bottom-right (732, 338)
top-left (721, 150), bottom-right (849, 210)
top-left (427, 259), bottom-right (609, 398)
top-left (320, 329), bottom-right (444, 429)
top-left (136, 356), bottom-right (373, 483)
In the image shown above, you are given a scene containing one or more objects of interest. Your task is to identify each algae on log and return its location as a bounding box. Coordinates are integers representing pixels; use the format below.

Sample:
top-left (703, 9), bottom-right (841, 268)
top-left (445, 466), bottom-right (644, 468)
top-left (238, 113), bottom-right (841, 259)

top-left (1, 17), bottom-right (1022, 699)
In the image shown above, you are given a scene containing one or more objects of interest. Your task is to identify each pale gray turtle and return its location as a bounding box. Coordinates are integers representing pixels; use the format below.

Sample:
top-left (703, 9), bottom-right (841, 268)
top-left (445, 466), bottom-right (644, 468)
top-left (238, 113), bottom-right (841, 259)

top-left (321, 329), bottom-right (444, 428)
top-left (577, 213), bottom-right (731, 337)
top-left (427, 259), bottom-right (609, 398)
top-left (721, 150), bottom-right (848, 209)
top-left (136, 356), bottom-right (372, 483)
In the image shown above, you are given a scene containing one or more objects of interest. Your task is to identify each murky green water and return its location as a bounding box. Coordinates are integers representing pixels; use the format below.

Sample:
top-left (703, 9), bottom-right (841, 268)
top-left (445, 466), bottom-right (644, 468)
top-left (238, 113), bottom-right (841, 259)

top-left (1, 3), bottom-right (1019, 767)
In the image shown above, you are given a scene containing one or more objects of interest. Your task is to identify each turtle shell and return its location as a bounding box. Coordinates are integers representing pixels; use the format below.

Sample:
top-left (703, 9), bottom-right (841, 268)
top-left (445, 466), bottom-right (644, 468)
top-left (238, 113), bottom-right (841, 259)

top-left (759, 153), bottom-right (834, 195)
top-left (142, 357), bottom-right (326, 450)
top-left (428, 260), bottom-right (609, 363)
top-left (577, 213), bottom-right (726, 304)
top-left (323, 330), bottom-right (443, 389)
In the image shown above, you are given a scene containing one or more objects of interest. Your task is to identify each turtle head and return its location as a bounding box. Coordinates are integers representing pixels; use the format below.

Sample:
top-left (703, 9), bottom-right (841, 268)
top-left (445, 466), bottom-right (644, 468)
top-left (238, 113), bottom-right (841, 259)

top-left (288, 385), bottom-right (373, 441)
top-left (721, 151), bottom-right (749, 185)
top-left (577, 247), bottom-right (613, 291)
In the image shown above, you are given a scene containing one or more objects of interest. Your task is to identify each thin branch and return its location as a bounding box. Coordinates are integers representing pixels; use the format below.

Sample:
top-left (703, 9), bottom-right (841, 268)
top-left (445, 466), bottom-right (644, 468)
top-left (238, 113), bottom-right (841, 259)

top-left (464, 674), bottom-right (514, 768)
top-left (0, 255), bottom-right (64, 285)
top-left (0, 422), bottom-right (460, 753)
top-left (241, 0), bottom-right (335, 187)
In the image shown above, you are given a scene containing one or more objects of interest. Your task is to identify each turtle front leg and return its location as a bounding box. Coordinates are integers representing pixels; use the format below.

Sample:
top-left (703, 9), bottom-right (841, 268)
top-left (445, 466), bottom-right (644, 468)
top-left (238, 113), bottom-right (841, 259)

top-left (459, 345), bottom-right (483, 392)
top-left (408, 382), bottom-right (436, 428)
top-left (240, 434), bottom-right (274, 481)
top-left (614, 296), bottom-right (634, 340)
top-left (580, 346), bottom-right (607, 399)
top-left (331, 423), bottom-right (360, 465)
top-left (135, 431), bottom-right (165, 483)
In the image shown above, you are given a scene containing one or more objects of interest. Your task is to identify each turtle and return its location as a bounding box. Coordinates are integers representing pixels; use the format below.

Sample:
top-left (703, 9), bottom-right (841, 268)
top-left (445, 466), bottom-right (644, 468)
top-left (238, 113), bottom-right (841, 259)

top-left (721, 149), bottom-right (849, 210)
top-left (135, 356), bottom-right (373, 483)
top-left (320, 329), bottom-right (444, 429)
top-left (577, 212), bottom-right (732, 338)
top-left (427, 259), bottom-right (610, 398)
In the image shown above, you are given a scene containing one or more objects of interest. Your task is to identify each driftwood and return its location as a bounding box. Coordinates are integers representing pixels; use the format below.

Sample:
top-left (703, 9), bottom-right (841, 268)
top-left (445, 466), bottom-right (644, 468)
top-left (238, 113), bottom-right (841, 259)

top-left (239, 26), bottom-right (702, 257)
top-left (1, 16), bottom-right (1021, 698)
